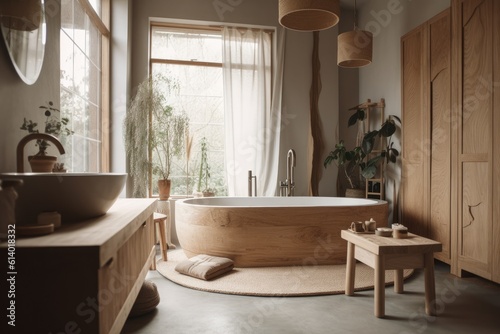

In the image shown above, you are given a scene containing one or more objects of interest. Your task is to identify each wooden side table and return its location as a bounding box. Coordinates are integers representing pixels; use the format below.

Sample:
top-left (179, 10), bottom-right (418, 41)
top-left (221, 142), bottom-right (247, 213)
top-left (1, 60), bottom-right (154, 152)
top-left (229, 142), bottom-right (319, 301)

top-left (150, 212), bottom-right (168, 270)
top-left (341, 230), bottom-right (442, 318)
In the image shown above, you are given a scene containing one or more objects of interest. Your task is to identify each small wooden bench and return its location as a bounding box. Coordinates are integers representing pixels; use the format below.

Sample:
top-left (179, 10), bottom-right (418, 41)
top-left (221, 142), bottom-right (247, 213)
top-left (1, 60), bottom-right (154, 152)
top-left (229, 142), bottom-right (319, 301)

top-left (341, 230), bottom-right (442, 318)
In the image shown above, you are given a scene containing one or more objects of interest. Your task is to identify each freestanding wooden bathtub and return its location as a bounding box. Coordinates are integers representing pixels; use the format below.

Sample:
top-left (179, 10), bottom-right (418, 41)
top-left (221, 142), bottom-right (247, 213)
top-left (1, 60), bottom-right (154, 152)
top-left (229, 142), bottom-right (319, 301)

top-left (175, 197), bottom-right (388, 267)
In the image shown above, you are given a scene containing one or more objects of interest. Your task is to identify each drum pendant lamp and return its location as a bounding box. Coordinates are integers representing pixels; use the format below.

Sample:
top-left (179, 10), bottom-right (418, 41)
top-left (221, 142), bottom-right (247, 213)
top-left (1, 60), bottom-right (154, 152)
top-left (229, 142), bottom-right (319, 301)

top-left (279, 0), bottom-right (340, 31)
top-left (337, 0), bottom-right (373, 67)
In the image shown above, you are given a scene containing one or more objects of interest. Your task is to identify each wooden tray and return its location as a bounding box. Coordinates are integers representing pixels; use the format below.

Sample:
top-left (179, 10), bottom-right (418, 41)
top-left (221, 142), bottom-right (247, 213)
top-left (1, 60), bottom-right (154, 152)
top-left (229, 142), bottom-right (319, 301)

top-left (348, 229), bottom-right (375, 234)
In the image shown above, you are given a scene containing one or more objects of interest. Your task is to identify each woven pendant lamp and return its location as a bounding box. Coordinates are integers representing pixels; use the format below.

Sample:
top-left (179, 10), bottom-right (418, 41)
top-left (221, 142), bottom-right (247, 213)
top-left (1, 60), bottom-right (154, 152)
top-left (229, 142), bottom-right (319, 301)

top-left (279, 0), bottom-right (340, 31)
top-left (337, 0), bottom-right (372, 67)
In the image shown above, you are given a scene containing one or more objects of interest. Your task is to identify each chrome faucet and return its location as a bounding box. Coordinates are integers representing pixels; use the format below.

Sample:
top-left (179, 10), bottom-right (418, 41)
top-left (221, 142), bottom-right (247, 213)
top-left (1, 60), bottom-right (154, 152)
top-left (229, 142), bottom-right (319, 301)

top-left (279, 149), bottom-right (296, 196)
top-left (248, 170), bottom-right (257, 196)
top-left (17, 133), bottom-right (65, 173)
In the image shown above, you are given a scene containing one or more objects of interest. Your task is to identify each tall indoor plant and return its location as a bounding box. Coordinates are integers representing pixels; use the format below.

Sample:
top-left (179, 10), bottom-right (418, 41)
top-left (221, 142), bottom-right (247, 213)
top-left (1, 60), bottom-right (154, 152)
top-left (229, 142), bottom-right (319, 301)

top-left (150, 104), bottom-right (189, 199)
top-left (124, 74), bottom-right (189, 199)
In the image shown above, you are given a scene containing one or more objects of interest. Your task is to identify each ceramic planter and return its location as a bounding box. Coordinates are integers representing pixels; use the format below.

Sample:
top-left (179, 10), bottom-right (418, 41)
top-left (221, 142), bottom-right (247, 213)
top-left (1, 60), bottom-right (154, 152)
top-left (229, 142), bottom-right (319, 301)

top-left (157, 179), bottom-right (171, 200)
top-left (28, 155), bottom-right (56, 172)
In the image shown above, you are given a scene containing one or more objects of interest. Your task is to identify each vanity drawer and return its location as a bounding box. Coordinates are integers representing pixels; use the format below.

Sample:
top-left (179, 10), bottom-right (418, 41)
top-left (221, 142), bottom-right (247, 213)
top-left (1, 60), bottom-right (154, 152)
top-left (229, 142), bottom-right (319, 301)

top-left (98, 215), bottom-right (154, 334)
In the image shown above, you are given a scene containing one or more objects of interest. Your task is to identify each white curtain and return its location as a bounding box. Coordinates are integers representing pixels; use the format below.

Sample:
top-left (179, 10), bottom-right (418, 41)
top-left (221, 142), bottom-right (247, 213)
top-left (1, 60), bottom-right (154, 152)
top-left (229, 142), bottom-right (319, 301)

top-left (222, 27), bottom-right (285, 196)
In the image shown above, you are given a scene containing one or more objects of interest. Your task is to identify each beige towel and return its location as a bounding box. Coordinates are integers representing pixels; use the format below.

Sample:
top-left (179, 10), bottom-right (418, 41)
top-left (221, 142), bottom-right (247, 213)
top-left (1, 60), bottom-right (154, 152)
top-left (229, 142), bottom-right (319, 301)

top-left (175, 254), bottom-right (234, 280)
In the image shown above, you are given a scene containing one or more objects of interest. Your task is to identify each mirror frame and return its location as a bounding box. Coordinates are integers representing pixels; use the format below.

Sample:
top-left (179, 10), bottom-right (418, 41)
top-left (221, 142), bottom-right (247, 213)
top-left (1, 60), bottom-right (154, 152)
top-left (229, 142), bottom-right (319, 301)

top-left (0, 0), bottom-right (46, 85)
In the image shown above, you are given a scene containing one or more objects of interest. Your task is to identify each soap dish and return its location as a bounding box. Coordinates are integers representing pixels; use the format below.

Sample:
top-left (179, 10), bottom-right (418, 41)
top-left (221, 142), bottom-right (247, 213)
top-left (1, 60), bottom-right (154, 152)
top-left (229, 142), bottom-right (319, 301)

top-left (375, 228), bottom-right (392, 237)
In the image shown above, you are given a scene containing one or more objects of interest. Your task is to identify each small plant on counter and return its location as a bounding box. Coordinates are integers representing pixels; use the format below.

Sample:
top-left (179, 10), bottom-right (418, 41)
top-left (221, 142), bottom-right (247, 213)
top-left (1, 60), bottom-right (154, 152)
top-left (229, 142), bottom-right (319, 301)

top-left (20, 101), bottom-right (74, 156)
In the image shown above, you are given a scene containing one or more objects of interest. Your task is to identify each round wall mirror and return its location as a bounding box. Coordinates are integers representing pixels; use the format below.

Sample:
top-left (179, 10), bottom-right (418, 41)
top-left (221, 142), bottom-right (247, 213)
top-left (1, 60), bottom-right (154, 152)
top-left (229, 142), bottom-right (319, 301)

top-left (0, 0), bottom-right (46, 85)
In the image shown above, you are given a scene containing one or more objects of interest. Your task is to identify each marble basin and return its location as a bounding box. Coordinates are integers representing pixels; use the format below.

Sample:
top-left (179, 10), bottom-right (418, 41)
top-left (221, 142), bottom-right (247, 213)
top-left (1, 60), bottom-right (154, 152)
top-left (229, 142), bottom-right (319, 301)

top-left (0, 173), bottom-right (127, 224)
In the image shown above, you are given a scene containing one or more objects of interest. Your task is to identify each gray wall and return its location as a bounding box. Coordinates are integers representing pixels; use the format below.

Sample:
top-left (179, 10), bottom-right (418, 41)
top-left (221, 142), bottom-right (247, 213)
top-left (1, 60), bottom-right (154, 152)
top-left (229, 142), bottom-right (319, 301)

top-left (0, 0), bottom-right (61, 173)
top-left (337, 8), bottom-right (360, 195)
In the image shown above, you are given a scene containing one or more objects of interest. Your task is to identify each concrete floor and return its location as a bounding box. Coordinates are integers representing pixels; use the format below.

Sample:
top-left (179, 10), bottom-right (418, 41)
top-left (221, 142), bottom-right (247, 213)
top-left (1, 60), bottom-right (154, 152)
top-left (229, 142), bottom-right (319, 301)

top-left (122, 254), bottom-right (500, 334)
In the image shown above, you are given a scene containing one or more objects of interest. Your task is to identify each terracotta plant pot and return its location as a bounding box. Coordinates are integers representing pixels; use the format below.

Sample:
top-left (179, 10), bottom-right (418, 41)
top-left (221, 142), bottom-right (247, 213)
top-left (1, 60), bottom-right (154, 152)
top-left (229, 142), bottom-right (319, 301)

top-left (345, 188), bottom-right (365, 198)
top-left (157, 179), bottom-right (171, 200)
top-left (28, 155), bottom-right (57, 173)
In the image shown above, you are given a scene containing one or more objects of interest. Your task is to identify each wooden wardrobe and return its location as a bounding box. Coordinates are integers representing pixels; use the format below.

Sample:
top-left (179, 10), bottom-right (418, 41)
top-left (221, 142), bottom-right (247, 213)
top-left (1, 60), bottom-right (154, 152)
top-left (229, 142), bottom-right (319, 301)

top-left (401, 0), bottom-right (500, 283)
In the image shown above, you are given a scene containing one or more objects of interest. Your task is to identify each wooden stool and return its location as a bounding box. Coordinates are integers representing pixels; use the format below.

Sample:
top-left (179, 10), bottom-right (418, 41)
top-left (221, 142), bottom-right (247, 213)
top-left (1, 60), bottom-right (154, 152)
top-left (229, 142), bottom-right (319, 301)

top-left (341, 230), bottom-right (442, 318)
top-left (151, 212), bottom-right (168, 270)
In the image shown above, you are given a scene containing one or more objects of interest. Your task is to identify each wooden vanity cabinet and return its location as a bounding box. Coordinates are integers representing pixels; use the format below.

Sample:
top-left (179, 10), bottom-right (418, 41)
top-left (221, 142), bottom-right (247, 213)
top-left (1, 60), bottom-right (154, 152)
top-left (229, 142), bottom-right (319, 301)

top-left (2, 199), bottom-right (156, 333)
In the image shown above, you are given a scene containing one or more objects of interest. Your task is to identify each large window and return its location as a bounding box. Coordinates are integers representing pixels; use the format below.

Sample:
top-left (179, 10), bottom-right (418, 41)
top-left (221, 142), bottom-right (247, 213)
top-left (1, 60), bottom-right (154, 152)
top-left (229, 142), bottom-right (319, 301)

top-left (150, 24), bottom-right (227, 196)
top-left (60, 0), bottom-right (109, 172)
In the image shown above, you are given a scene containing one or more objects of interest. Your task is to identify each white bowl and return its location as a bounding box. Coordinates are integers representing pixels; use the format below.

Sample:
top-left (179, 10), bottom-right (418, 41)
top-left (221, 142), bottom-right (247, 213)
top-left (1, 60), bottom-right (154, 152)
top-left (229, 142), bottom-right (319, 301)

top-left (0, 173), bottom-right (127, 224)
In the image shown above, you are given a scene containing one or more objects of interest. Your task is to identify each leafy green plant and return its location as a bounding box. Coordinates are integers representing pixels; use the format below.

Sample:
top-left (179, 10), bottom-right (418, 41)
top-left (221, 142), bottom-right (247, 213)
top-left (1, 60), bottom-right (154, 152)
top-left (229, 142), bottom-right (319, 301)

top-left (358, 115), bottom-right (401, 179)
top-left (20, 101), bottom-right (73, 155)
top-left (324, 111), bottom-right (401, 185)
top-left (324, 140), bottom-right (365, 189)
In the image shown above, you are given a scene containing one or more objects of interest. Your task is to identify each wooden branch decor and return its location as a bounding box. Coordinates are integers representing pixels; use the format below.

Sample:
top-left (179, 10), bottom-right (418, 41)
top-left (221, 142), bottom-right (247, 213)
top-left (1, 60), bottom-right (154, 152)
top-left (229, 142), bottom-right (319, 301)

top-left (310, 31), bottom-right (325, 196)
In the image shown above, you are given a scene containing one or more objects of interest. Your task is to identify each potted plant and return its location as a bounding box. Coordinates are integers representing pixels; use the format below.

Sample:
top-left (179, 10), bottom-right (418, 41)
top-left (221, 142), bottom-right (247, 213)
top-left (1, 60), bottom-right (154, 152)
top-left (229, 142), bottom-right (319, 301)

top-left (324, 108), bottom-right (367, 197)
top-left (124, 74), bottom-right (189, 199)
top-left (151, 104), bottom-right (189, 200)
top-left (324, 109), bottom-right (401, 197)
top-left (20, 101), bottom-right (73, 172)
top-left (193, 137), bottom-right (215, 197)
top-left (324, 140), bottom-right (366, 197)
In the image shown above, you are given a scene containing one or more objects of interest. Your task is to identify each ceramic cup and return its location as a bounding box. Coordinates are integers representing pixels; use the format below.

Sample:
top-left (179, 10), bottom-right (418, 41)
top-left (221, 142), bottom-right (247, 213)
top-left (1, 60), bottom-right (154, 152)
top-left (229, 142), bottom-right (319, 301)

top-left (350, 221), bottom-right (365, 232)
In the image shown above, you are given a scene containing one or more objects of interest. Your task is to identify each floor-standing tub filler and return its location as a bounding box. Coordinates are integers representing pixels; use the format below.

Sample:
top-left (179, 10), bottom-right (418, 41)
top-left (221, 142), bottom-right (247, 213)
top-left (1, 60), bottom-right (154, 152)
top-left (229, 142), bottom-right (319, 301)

top-left (176, 197), bottom-right (388, 267)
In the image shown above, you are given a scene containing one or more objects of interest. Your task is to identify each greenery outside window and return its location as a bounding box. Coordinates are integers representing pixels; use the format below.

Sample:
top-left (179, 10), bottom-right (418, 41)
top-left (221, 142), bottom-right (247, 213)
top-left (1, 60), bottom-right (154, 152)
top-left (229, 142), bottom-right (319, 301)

top-left (150, 23), bottom-right (227, 197)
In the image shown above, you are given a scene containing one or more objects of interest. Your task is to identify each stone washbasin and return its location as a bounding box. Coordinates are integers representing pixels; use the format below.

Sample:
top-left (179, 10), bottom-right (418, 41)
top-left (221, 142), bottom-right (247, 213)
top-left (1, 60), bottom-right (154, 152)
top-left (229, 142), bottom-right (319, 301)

top-left (0, 173), bottom-right (127, 225)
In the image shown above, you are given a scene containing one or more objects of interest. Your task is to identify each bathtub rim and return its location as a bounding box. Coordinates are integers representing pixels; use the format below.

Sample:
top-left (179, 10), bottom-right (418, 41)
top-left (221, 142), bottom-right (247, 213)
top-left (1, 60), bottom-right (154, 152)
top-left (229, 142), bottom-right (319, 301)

top-left (176, 196), bottom-right (387, 209)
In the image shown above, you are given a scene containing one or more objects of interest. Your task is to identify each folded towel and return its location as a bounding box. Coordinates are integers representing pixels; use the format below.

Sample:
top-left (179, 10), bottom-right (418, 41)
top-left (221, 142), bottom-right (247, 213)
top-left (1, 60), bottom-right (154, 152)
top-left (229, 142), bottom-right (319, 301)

top-left (175, 254), bottom-right (234, 280)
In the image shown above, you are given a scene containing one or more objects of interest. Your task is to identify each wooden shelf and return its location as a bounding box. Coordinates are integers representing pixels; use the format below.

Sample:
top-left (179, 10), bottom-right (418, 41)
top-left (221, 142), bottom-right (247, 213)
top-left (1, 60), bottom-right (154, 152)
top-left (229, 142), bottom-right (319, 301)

top-left (356, 98), bottom-right (386, 200)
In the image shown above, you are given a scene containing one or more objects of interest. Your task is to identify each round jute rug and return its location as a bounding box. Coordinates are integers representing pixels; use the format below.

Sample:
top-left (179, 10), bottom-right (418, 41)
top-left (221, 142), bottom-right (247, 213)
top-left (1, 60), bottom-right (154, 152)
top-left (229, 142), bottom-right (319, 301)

top-left (156, 250), bottom-right (414, 297)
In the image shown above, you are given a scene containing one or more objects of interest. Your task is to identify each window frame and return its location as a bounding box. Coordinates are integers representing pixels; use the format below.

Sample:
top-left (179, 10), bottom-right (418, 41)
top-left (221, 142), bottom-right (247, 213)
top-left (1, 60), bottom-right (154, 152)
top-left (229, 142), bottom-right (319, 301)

top-left (61, 0), bottom-right (110, 172)
top-left (148, 22), bottom-right (225, 198)
top-left (148, 21), bottom-right (275, 198)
